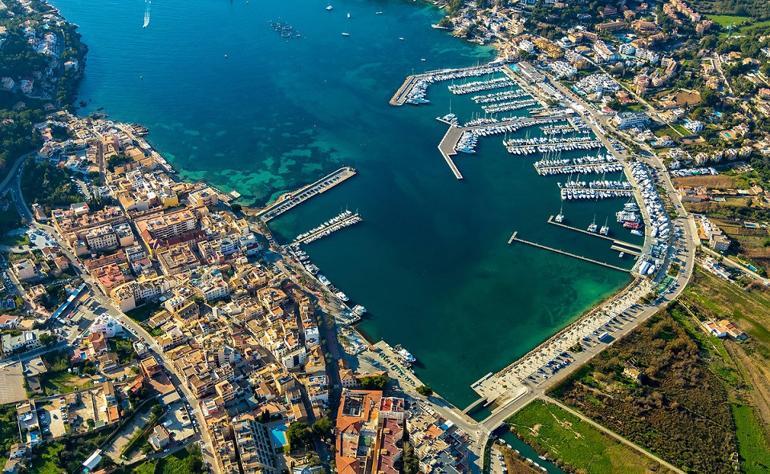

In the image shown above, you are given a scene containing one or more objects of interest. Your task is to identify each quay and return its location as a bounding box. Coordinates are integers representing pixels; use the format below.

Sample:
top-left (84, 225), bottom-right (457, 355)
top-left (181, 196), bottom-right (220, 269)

top-left (437, 125), bottom-right (465, 180)
top-left (390, 75), bottom-right (420, 106)
top-left (547, 216), bottom-right (642, 250)
top-left (253, 167), bottom-right (357, 222)
top-left (508, 231), bottom-right (630, 273)
top-left (293, 211), bottom-right (362, 245)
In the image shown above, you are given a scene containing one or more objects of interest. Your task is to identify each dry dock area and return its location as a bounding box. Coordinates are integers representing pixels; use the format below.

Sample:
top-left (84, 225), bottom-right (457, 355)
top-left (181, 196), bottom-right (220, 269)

top-left (254, 167), bottom-right (357, 222)
top-left (437, 126), bottom-right (465, 180)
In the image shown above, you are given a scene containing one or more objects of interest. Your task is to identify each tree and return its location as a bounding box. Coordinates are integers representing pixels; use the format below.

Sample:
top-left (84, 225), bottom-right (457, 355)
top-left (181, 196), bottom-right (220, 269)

top-left (312, 417), bottom-right (333, 439)
top-left (358, 374), bottom-right (389, 390)
top-left (416, 385), bottom-right (433, 397)
top-left (38, 333), bottom-right (57, 347)
top-left (287, 421), bottom-right (313, 451)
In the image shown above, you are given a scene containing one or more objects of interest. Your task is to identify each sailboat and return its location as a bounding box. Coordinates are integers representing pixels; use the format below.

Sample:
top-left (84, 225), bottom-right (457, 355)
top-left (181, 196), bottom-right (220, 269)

top-left (554, 203), bottom-right (565, 223)
top-left (599, 216), bottom-right (609, 236)
top-left (142, 0), bottom-right (151, 28)
top-left (587, 214), bottom-right (598, 233)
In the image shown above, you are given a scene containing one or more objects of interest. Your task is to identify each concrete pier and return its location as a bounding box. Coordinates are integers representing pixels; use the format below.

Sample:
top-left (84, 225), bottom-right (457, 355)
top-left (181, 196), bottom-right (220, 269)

top-left (390, 75), bottom-right (419, 106)
top-left (254, 167), bottom-right (357, 222)
top-left (610, 245), bottom-right (640, 256)
top-left (437, 126), bottom-right (465, 180)
top-left (509, 231), bottom-right (630, 273)
top-left (547, 216), bottom-right (642, 250)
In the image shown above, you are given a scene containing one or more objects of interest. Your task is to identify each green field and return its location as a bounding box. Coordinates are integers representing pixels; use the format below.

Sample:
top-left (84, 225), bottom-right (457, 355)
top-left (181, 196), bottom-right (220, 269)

top-left (707, 14), bottom-right (752, 28)
top-left (506, 400), bottom-right (658, 474)
top-left (126, 446), bottom-right (203, 474)
top-left (733, 404), bottom-right (770, 473)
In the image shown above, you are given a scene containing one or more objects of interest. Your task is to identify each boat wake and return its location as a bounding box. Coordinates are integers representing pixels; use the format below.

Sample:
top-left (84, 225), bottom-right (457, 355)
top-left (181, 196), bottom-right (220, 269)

top-left (142, 0), bottom-right (151, 28)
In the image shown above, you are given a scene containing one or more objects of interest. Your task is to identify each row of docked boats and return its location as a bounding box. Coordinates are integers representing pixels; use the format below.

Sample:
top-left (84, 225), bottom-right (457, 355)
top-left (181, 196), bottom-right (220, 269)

top-left (471, 88), bottom-right (529, 104)
top-left (482, 98), bottom-right (538, 114)
top-left (533, 153), bottom-right (623, 176)
top-left (288, 244), bottom-right (367, 318)
top-left (540, 124), bottom-right (584, 135)
top-left (448, 76), bottom-right (514, 95)
top-left (294, 210), bottom-right (361, 244)
top-left (405, 65), bottom-right (502, 105)
top-left (559, 187), bottom-right (634, 200)
top-left (559, 179), bottom-right (632, 190)
top-left (504, 136), bottom-right (602, 155)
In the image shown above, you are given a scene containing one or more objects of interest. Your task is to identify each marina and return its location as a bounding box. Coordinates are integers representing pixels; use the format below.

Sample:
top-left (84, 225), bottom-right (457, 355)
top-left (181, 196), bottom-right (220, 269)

top-left (293, 210), bottom-right (362, 245)
top-left (253, 166), bottom-right (357, 222)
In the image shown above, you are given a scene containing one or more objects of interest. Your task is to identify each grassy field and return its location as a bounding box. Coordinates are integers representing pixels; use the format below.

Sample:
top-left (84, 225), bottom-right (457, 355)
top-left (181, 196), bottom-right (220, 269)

top-left (506, 400), bottom-right (658, 474)
top-left (126, 446), bottom-right (203, 474)
top-left (708, 14), bottom-right (752, 27)
top-left (38, 351), bottom-right (90, 396)
top-left (732, 404), bottom-right (770, 473)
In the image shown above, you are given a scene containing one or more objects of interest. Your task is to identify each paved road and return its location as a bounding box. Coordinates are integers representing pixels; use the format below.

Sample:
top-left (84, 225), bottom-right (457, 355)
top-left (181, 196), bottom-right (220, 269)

top-left (0, 153), bottom-right (32, 195)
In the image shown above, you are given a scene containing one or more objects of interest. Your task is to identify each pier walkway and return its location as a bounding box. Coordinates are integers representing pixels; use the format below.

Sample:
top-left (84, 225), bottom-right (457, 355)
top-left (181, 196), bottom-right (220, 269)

top-left (437, 126), bottom-right (465, 180)
top-left (547, 216), bottom-right (642, 250)
top-left (508, 231), bottom-right (630, 273)
top-left (252, 167), bottom-right (356, 222)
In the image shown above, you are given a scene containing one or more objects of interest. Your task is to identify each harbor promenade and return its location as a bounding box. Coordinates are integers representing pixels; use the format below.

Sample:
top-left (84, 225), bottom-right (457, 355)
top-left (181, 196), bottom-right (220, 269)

top-left (250, 167), bottom-right (356, 221)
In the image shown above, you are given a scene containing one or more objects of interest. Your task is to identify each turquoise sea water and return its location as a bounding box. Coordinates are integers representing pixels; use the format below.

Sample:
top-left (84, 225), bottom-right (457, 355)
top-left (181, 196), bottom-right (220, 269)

top-left (53, 0), bottom-right (634, 407)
